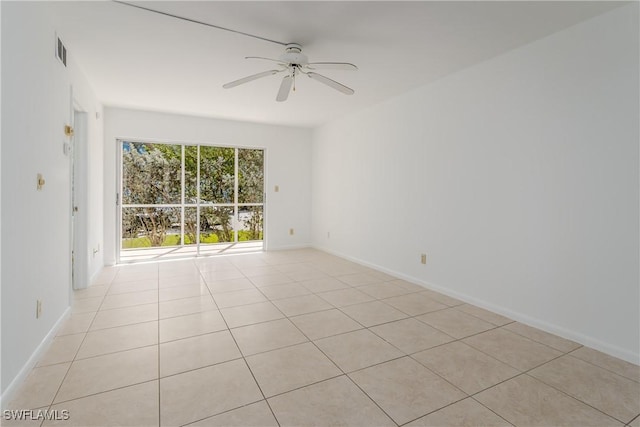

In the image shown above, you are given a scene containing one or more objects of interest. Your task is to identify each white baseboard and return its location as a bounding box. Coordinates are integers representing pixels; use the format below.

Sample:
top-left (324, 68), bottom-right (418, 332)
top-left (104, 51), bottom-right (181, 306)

top-left (88, 266), bottom-right (102, 287)
top-left (0, 307), bottom-right (71, 410)
top-left (313, 245), bottom-right (640, 365)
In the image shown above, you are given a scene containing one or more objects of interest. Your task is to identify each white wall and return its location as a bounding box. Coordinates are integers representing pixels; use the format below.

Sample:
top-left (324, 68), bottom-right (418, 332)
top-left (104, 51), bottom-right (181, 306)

top-left (0, 0), bottom-right (3, 402)
top-left (312, 5), bottom-right (639, 363)
top-left (103, 108), bottom-right (312, 264)
top-left (1, 2), bottom-right (103, 396)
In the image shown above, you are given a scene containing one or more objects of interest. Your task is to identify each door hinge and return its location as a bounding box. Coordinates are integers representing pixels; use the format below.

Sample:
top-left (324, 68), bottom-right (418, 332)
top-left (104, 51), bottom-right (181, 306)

top-left (116, 192), bottom-right (120, 206)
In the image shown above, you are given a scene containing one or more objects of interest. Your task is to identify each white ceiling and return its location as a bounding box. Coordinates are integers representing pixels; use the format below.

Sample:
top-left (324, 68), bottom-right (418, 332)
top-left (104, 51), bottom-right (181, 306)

top-left (48, 1), bottom-right (623, 128)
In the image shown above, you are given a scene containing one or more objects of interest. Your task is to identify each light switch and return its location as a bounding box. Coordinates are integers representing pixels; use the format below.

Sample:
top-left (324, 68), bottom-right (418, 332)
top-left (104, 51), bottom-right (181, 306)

top-left (274, 185), bottom-right (280, 192)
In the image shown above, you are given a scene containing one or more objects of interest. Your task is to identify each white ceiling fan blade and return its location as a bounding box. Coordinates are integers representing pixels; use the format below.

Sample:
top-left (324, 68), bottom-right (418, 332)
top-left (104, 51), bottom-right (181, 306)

top-left (276, 76), bottom-right (294, 102)
top-left (222, 69), bottom-right (281, 89)
top-left (246, 56), bottom-right (287, 66)
top-left (306, 62), bottom-right (358, 71)
top-left (307, 72), bottom-right (354, 95)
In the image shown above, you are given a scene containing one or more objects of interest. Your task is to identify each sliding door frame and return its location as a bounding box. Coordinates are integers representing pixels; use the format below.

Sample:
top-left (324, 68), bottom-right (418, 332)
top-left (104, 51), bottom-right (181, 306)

top-left (115, 138), bottom-right (266, 263)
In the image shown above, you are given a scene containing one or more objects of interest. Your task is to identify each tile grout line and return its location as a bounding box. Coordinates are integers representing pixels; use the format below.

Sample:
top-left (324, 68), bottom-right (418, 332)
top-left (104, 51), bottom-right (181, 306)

top-left (28, 252), bottom-right (639, 427)
top-left (198, 258), bottom-right (283, 427)
top-left (628, 414), bottom-right (640, 426)
top-left (518, 373), bottom-right (632, 425)
top-left (44, 379), bottom-right (159, 408)
top-left (180, 398), bottom-right (266, 427)
top-left (44, 269), bottom-right (119, 417)
top-left (233, 287), bottom-right (285, 427)
top-left (69, 343), bottom-right (159, 364)
top-left (338, 290), bottom-right (633, 424)
top-left (76, 318), bottom-right (159, 335)
top-left (343, 374), bottom-right (401, 426)
top-left (461, 347), bottom-right (626, 425)
top-left (460, 328), bottom-right (574, 373)
top-left (156, 263), bottom-right (161, 427)
top-left (529, 368), bottom-right (629, 424)
top-left (248, 259), bottom-right (420, 422)
top-left (281, 310), bottom-right (402, 427)
top-left (501, 323), bottom-right (584, 354)
top-left (274, 275), bottom-right (606, 426)
top-left (564, 347), bottom-right (640, 385)
top-left (466, 396), bottom-right (516, 427)
top-left (156, 356), bottom-right (245, 381)
top-left (290, 290), bottom-right (460, 426)
top-left (396, 394), bottom-right (482, 427)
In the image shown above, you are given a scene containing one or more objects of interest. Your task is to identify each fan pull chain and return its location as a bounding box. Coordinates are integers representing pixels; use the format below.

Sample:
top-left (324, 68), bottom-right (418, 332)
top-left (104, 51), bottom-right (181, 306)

top-left (292, 67), bottom-right (297, 92)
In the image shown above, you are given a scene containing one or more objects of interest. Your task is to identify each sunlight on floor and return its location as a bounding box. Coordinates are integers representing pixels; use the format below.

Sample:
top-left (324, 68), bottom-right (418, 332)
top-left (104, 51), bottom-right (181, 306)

top-left (119, 241), bottom-right (264, 263)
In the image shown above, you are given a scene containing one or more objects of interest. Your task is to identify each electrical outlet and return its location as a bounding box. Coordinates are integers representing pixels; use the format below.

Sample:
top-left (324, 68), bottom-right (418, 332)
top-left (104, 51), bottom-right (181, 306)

top-left (274, 185), bottom-right (280, 192)
top-left (421, 253), bottom-right (427, 265)
top-left (36, 300), bottom-right (42, 319)
top-left (289, 228), bottom-right (294, 236)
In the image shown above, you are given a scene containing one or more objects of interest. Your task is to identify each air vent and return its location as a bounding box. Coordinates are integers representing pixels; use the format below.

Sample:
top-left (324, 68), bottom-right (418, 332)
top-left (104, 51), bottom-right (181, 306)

top-left (56, 36), bottom-right (67, 67)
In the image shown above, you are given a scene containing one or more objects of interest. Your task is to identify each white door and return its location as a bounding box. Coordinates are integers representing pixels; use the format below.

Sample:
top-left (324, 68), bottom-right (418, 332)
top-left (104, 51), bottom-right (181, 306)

top-left (71, 110), bottom-right (88, 289)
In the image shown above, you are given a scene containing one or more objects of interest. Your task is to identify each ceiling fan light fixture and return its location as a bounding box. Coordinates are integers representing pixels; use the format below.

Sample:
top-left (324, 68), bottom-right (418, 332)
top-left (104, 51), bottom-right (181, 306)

top-left (279, 43), bottom-right (308, 66)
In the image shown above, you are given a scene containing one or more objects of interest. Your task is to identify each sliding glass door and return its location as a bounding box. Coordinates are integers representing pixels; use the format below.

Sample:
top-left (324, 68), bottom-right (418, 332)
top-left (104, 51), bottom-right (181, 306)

top-left (237, 148), bottom-right (265, 241)
top-left (119, 141), bottom-right (264, 261)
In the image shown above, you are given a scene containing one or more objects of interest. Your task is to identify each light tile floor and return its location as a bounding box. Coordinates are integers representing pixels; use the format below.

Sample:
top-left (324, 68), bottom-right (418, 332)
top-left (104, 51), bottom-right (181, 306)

top-left (5, 249), bottom-right (640, 427)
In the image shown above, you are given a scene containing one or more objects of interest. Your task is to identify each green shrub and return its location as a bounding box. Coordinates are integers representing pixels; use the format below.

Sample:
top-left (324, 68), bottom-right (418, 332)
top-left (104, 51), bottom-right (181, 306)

top-left (123, 231), bottom-right (262, 249)
top-left (122, 237), bottom-right (151, 248)
top-left (123, 235), bottom-right (180, 248)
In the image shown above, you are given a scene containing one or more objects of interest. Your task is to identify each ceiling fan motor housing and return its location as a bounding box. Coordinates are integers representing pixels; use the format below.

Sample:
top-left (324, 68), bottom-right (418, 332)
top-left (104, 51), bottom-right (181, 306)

top-left (280, 43), bottom-right (308, 65)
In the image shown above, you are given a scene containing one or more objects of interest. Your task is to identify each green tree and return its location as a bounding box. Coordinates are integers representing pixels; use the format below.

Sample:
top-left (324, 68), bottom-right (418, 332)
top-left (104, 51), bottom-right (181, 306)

top-left (122, 142), bottom-right (181, 246)
top-left (122, 143), bottom-right (264, 249)
top-left (200, 146), bottom-right (235, 203)
top-left (238, 149), bottom-right (264, 203)
top-left (201, 206), bottom-right (234, 243)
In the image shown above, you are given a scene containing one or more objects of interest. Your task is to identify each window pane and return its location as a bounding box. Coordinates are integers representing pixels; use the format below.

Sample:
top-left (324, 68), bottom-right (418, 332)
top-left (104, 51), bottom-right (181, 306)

top-left (122, 142), bottom-right (182, 205)
top-left (184, 207), bottom-right (197, 245)
top-left (185, 146), bottom-right (198, 204)
top-left (237, 206), bottom-right (263, 241)
top-left (200, 206), bottom-right (234, 244)
top-left (238, 149), bottom-right (264, 203)
top-left (200, 146), bottom-right (235, 204)
top-left (122, 207), bottom-right (181, 248)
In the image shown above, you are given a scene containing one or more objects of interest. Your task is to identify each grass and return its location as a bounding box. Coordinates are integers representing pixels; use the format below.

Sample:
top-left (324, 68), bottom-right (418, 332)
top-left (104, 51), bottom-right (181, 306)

top-left (122, 232), bottom-right (262, 249)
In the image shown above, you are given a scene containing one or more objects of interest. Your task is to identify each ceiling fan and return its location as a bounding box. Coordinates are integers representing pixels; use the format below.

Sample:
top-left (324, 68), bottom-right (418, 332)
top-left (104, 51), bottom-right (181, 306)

top-left (223, 43), bottom-right (358, 102)
top-left (113, 2), bottom-right (358, 102)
